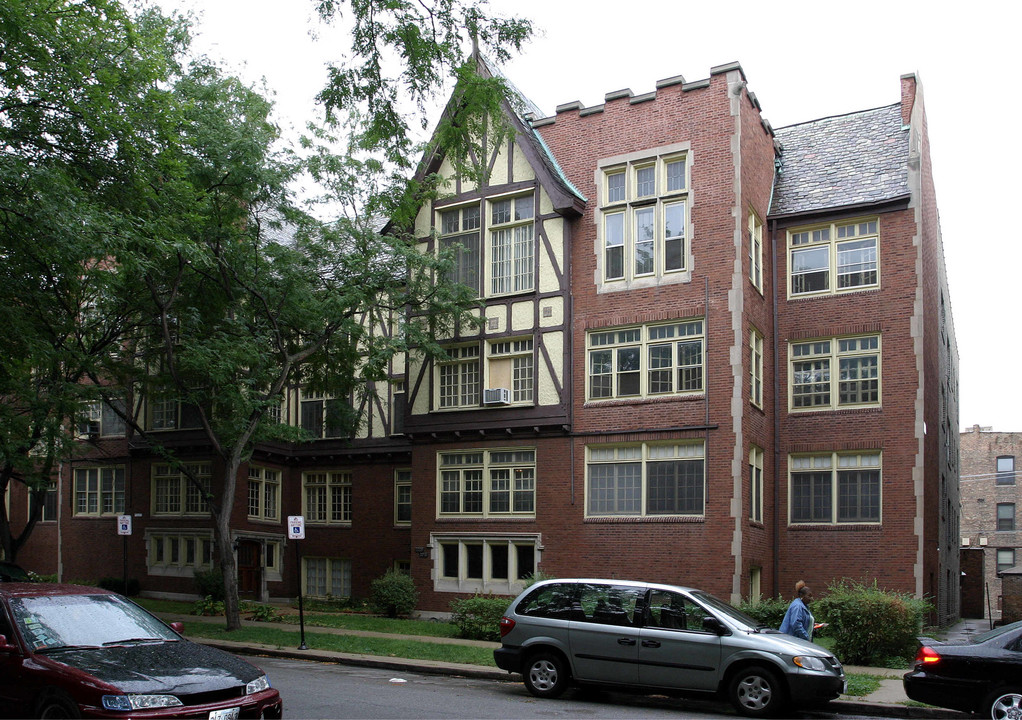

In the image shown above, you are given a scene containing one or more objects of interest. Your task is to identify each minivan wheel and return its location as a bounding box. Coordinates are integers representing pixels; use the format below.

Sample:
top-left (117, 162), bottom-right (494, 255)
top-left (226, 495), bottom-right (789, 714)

top-left (986, 687), bottom-right (1022, 720)
top-left (728, 665), bottom-right (786, 718)
top-left (522, 651), bottom-right (568, 699)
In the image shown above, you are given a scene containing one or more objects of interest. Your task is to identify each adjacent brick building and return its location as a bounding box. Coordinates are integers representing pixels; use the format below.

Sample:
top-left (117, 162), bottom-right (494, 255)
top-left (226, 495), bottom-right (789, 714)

top-left (960, 426), bottom-right (1022, 621)
top-left (9, 60), bottom-right (961, 624)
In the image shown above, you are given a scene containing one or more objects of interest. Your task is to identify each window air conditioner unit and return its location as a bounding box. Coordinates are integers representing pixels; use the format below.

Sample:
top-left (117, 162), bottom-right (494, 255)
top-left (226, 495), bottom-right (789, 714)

top-left (483, 388), bottom-right (511, 405)
top-left (961, 537), bottom-right (970, 546)
top-left (979, 537), bottom-right (988, 546)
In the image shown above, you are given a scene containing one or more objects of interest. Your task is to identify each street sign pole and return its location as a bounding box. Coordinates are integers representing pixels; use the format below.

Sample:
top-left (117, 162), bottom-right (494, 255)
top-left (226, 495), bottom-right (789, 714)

top-left (288, 516), bottom-right (307, 650)
top-left (117, 515), bottom-right (132, 595)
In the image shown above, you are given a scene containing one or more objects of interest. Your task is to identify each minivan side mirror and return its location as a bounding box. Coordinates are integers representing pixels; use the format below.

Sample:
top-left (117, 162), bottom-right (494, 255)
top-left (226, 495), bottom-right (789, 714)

top-left (702, 616), bottom-right (727, 635)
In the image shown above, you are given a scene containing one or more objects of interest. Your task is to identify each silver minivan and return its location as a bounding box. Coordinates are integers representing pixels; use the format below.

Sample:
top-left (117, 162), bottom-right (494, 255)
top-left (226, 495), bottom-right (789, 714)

top-left (494, 578), bottom-right (845, 717)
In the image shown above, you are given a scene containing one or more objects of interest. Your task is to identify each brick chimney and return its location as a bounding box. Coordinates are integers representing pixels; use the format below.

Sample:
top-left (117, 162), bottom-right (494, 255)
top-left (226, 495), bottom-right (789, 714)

top-left (900, 73), bottom-right (917, 125)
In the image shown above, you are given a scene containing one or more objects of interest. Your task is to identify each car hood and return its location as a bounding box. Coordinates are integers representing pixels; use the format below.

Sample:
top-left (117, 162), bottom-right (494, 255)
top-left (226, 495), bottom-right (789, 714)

top-left (733, 628), bottom-right (833, 657)
top-left (42, 640), bottom-right (261, 695)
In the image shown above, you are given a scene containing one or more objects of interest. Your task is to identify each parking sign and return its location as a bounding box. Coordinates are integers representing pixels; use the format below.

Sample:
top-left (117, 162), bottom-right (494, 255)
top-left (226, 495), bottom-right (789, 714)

top-left (117, 515), bottom-right (132, 536)
top-left (287, 516), bottom-right (305, 539)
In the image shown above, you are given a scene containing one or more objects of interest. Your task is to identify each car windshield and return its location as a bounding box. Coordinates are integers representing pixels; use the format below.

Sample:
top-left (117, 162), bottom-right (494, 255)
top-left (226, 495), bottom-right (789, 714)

top-left (9, 594), bottom-right (178, 651)
top-left (690, 590), bottom-right (763, 630)
top-left (972, 619), bottom-right (1022, 645)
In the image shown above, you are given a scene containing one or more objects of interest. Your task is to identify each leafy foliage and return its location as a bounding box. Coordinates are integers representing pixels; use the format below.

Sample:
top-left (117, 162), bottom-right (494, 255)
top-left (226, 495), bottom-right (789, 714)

top-left (736, 595), bottom-right (790, 631)
top-left (192, 595), bottom-right (226, 617)
top-left (814, 579), bottom-right (931, 666)
top-left (449, 594), bottom-right (512, 641)
top-left (370, 569), bottom-right (419, 618)
top-left (194, 568), bottom-right (226, 602)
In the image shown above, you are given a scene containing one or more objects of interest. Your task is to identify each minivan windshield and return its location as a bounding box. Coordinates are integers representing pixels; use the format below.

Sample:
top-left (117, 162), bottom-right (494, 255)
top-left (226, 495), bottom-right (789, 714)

top-left (691, 590), bottom-right (765, 630)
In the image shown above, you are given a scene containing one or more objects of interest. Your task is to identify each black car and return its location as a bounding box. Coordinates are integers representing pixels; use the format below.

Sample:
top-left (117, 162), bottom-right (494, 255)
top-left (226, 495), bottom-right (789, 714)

top-left (0, 583), bottom-right (282, 718)
top-left (903, 620), bottom-right (1022, 719)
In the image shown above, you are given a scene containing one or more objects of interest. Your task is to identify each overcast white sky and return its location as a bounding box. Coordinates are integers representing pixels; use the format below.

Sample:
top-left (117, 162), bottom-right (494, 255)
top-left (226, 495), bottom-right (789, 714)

top-left (158, 0), bottom-right (1021, 433)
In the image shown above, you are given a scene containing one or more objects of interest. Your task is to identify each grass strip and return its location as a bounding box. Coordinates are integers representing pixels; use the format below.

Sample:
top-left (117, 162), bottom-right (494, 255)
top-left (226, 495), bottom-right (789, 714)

top-left (842, 673), bottom-right (886, 697)
top-left (181, 622), bottom-right (497, 667)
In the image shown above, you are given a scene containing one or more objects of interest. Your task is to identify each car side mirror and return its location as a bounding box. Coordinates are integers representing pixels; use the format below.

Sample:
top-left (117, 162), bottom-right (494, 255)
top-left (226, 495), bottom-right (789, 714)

top-left (702, 616), bottom-right (727, 635)
top-left (0, 634), bottom-right (17, 652)
top-left (169, 622), bottom-right (185, 635)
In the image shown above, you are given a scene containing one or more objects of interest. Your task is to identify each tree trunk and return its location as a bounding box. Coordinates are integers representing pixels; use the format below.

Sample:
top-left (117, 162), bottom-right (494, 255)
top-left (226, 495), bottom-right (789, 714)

top-left (214, 456), bottom-right (243, 631)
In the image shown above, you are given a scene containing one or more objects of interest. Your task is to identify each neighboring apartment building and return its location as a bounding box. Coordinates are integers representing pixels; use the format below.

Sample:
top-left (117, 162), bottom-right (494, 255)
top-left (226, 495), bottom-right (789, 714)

top-left (10, 60), bottom-right (961, 624)
top-left (960, 426), bottom-right (1022, 620)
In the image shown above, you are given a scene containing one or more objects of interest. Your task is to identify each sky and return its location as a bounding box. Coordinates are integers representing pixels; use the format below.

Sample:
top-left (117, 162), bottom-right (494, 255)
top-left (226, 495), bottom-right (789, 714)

top-left (158, 0), bottom-right (1020, 433)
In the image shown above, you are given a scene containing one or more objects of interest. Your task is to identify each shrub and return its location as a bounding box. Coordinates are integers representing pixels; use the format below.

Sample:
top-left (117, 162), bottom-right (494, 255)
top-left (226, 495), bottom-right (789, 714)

top-left (98, 577), bottom-right (140, 596)
top-left (520, 570), bottom-right (557, 589)
top-left (193, 568), bottom-right (225, 602)
top-left (736, 595), bottom-right (790, 630)
top-left (242, 602), bottom-right (284, 622)
top-left (450, 594), bottom-right (512, 641)
top-left (814, 579), bottom-right (931, 666)
top-left (369, 569), bottom-right (418, 618)
top-left (192, 595), bottom-right (225, 616)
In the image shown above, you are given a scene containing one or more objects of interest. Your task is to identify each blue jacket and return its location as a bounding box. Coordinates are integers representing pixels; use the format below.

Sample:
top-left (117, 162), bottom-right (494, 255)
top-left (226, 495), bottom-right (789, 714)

top-left (779, 597), bottom-right (814, 640)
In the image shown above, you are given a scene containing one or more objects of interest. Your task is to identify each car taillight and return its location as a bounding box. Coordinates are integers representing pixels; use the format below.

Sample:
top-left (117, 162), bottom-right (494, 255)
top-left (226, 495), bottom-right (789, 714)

top-left (915, 646), bottom-right (941, 665)
top-left (499, 616), bottom-right (516, 637)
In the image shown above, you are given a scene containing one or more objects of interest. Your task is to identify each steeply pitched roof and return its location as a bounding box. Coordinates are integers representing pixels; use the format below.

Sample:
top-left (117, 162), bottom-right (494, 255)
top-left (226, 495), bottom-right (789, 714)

top-left (770, 103), bottom-right (910, 217)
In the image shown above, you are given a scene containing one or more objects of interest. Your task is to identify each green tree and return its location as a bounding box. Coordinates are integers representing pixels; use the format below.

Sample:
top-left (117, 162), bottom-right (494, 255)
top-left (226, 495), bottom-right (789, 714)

top-left (0, 0), bottom-right (184, 560)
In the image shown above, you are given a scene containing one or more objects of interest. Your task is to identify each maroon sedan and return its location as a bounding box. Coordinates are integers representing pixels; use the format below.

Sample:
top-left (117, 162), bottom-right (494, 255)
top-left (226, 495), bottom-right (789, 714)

top-left (0, 583), bottom-right (282, 719)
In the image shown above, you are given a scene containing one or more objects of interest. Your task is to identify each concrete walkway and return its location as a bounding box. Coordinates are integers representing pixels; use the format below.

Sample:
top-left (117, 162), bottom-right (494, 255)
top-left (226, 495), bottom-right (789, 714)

top-left (160, 611), bottom-right (979, 718)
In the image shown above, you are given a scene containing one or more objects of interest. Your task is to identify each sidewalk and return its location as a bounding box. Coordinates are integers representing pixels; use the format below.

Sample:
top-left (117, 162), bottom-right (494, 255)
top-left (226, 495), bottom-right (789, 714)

top-left (159, 611), bottom-right (976, 719)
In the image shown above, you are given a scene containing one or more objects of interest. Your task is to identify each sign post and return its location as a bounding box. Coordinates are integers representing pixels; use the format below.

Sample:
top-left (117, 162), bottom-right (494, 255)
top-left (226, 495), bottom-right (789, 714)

top-left (287, 516), bottom-right (307, 650)
top-left (117, 515), bottom-right (132, 595)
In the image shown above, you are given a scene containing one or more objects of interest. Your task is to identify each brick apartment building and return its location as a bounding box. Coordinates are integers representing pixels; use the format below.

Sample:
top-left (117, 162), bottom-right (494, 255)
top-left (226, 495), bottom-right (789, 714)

top-left (960, 426), bottom-right (1022, 620)
top-left (9, 60), bottom-right (961, 624)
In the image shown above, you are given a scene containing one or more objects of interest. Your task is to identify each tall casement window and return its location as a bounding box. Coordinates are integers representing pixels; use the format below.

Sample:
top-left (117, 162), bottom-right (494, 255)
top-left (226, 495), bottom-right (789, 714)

top-left (78, 400), bottom-right (127, 438)
top-left (790, 335), bottom-right (880, 411)
top-left (997, 503), bottom-right (1016, 532)
top-left (997, 456), bottom-right (1016, 485)
top-left (600, 151), bottom-right (689, 283)
top-left (304, 557), bottom-right (351, 598)
top-left (587, 320), bottom-right (704, 400)
top-left (750, 328), bottom-right (764, 408)
top-left (586, 442), bottom-right (705, 518)
top-left (749, 445), bottom-right (764, 523)
top-left (788, 218), bottom-right (879, 297)
top-left (74, 467), bottom-right (125, 517)
top-left (489, 194), bottom-right (535, 295)
top-left (153, 463), bottom-right (211, 516)
top-left (31, 481), bottom-right (58, 522)
top-left (148, 532), bottom-right (213, 575)
top-left (149, 398), bottom-right (201, 431)
top-left (749, 211), bottom-right (763, 292)
top-left (303, 472), bottom-right (352, 525)
top-left (247, 466), bottom-right (280, 522)
top-left (487, 338), bottom-right (534, 404)
top-left (789, 452), bottom-right (881, 525)
top-left (438, 449), bottom-right (536, 517)
top-left (394, 469), bottom-right (412, 525)
top-left (438, 345), bottom-right (480, 409)
top-left (299, 389), bottom-right (349, 439)
top-left (439, 203), bottom-right (481, 295)
top-left (433, 535), bottom-right (539, 594)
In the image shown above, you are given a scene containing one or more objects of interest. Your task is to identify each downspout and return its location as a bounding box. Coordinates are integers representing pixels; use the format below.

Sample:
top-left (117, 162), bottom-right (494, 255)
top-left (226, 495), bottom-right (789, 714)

top-left (770, 218), bottom-right (781, 597)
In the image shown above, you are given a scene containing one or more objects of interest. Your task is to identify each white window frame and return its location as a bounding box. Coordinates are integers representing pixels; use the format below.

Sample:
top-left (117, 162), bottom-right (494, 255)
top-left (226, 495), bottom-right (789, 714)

top-left (598, 147), bottom-right (689, 286)
top-left (146, 530), bottom-right (214, 577)
top-left (488, 194), bottom-right (535, 296)
top-left (78, 400), bottom-right (127, 438)
top-left (303, 556), bottom-right (351, 598)
top-left (74, 467), bottom-right (125, 517)
top-left (303, 472), bottom-right (352, 525)
top-left (438, 202), bottom-right (482, 296)
top-left (247, 466), bottom-right (280, 523)
top-left (437, 344), bottom-right (480, 409)
top-left (298, 388), bottom-right (349, 439)
top-left (437, 449), bottom-right (536, 518)
top-left (789, 335), bottom-right (881, 412)
top-left (749, 445), bottom-right (764, 523)
top-left (587, 320), bottom-right (704, 401)
top-left (788, 452), bottom-right (882, 525)
top-left (395, 469), bottom-right (412, 526)
top-left (153, 463), bottom-right (211, 516)
top-left (487, 337), bottom-right (534, 404)
top-left (585, 442), bottom-right (705, 519)
top-left (750, 328), bottom-right (763, 408)
top-left (432, 533), bottom-right (540, 594)
top-left (788, 218), bottom-right (879, 298)
top-left (749, 210), bottom-right (763, 292)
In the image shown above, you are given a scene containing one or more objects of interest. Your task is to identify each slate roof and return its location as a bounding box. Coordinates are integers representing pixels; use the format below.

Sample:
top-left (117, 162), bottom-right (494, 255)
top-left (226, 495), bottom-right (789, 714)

top-left (770, 103), bottom-right (910, 217)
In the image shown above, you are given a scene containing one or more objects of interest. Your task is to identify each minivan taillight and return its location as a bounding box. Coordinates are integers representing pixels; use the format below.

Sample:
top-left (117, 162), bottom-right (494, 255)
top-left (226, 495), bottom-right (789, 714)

top-left (499, 616), bottom-right (516, 637)
top-left (915, 646), bottom-right (941, 665)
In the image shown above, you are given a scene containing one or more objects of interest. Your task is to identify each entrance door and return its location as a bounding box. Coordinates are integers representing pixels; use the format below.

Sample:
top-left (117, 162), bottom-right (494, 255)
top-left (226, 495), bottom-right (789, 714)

top-left (237, 540), bottom-right (262, 598)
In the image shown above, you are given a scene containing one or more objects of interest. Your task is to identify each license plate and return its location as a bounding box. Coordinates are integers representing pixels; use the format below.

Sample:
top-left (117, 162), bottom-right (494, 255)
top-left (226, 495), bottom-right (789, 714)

top-left (208, 709), bottom-right (239, 720)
